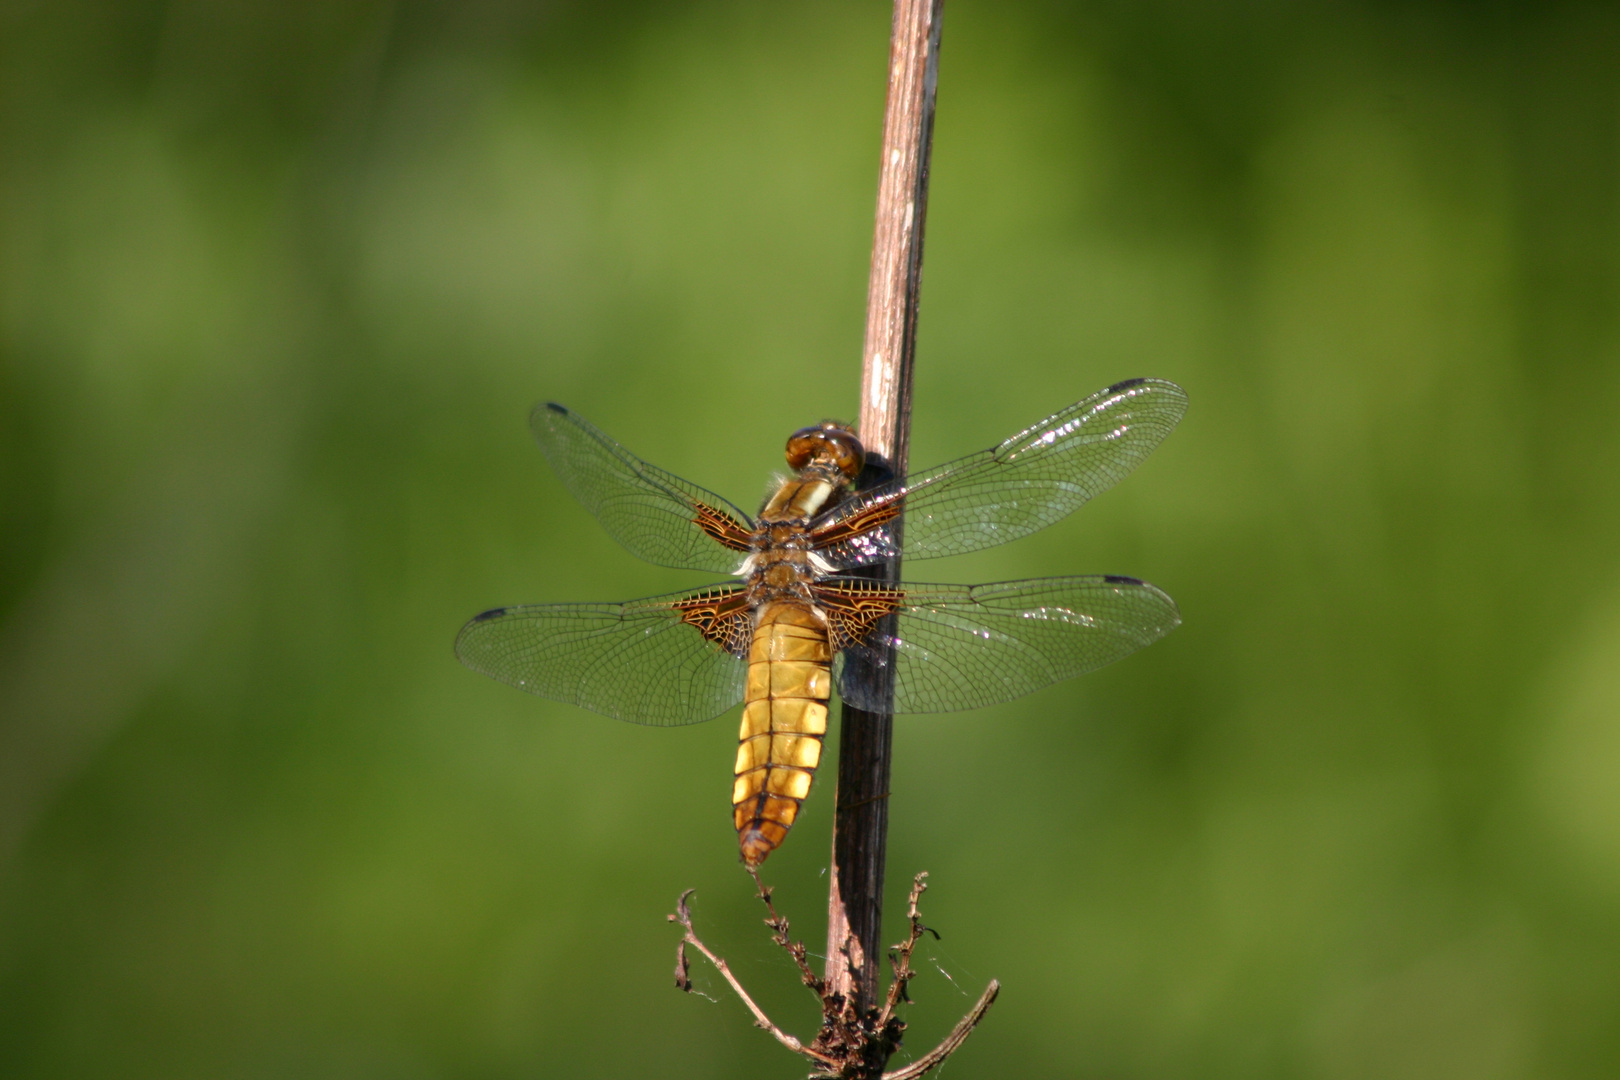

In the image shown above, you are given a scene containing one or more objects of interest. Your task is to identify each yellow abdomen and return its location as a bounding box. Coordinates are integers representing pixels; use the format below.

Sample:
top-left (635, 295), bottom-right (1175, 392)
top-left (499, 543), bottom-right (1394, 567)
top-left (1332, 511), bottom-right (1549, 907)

top-left (732, 601), bottom-right (830, 866)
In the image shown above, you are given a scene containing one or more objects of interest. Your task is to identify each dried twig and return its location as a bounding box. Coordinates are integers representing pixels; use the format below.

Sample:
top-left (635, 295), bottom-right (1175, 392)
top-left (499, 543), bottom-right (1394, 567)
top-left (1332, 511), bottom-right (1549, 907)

top-left (882, 980), bottom-right (1001, 1080)
top-left (877, 873), bottom-right (940, 1029)
top-left (674, 872), bottom-right (993, 1079)
top-left (749, 866), bottom-right (826, 998)
top-left (827, 0), bottom-right (946, 1022)
top-left (869, 874), bottom-right (998, 1079)
top-left (668, 890), bottom-right (838, 1069)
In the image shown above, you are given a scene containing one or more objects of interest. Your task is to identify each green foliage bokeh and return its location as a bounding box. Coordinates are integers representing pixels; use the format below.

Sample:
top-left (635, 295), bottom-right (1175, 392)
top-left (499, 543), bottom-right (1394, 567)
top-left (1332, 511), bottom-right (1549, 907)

top-left (3, 2), bottom-right (1619, 1077)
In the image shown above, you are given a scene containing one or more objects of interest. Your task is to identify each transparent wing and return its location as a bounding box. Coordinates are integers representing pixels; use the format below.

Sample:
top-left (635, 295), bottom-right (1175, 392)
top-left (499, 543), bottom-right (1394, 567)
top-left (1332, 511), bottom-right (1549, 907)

top-left (811, 379), bottom-right (1188, 568)
top-left (828, 576), bottom-right (1180, 714)
top-left (533, 403), bottom-right (755, 575)
top-left (455, 585), bottom-right (751, 727)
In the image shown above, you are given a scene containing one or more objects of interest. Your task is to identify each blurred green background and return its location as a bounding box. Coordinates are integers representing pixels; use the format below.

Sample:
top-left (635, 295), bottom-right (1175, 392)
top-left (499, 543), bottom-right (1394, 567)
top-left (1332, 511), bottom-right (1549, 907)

top-left (3, 1), bottom-right (1619, 1076)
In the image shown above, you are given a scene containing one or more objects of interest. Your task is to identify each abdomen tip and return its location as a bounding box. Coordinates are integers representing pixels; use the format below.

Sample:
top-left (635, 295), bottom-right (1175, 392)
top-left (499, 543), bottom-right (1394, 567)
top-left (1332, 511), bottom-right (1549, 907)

top-left (739, 831), bottom-right (776, 867)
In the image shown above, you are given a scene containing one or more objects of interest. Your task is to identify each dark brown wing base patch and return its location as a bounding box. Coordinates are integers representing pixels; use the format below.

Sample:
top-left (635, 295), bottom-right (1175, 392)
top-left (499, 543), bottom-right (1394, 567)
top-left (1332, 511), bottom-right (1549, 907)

top-left (672, 587), bottom-right (754, 656)
top-left (692, 501), bottom-right (754, 552)
top-left (808, 497), bottom-right (901, 550)
top-left (814, 580), bottom-right (905, 650)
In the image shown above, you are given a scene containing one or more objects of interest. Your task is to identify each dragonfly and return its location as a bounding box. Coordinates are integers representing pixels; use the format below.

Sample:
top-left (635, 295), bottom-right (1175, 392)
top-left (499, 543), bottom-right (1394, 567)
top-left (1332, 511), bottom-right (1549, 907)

top-left (457, 378), bottom-right (1187, 867)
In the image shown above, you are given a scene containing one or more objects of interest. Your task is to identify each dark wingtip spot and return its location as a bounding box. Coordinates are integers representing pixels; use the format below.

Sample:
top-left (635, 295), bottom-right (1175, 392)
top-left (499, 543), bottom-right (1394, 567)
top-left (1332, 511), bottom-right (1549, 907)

top-left (543, 402), bottom-right (568, 415)
top-left (471, 607), bottom-right (508, 623)
top-left (1103, 574), bottom-right (1143, 586)
top-left (1106, 377), bottom-right (1147, 394)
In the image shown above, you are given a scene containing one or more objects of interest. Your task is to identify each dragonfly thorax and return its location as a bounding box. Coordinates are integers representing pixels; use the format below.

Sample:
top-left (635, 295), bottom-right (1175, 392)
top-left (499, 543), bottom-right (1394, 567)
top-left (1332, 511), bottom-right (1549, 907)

top-left (742, 518), bottom-right (822, 606)
top-left (741, 470), bottom-right (849, 606)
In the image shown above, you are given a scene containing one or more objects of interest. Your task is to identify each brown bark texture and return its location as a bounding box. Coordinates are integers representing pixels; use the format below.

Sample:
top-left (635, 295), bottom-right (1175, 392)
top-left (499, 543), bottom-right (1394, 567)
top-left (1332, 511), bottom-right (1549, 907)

top-left (824, 0), bottom-right (945, 1014)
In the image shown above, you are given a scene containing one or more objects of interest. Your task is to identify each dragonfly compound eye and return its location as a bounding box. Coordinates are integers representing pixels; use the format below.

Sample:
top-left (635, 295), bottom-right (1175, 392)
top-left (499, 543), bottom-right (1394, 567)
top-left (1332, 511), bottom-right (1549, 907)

top-left (785, 423), bottom-right (865, 479)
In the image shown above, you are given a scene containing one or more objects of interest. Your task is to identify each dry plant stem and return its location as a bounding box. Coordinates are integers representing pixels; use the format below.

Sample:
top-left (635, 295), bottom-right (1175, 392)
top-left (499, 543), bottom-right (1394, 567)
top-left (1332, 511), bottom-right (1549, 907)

top-left (882, 980), bottom-right (1001, 1080)
top-left (827, 0), bottom-right (945, 1018)
top-left (876, 873), bottom-right (937, 1028)
top-left (669, 890), bottom-right (838, 1069)
top-left (749, 867), bottom-right (825, 998)
top-left (869, 875), bottom-right (998, 1080)
top-left (672, 874), bottom-right (994, 1079)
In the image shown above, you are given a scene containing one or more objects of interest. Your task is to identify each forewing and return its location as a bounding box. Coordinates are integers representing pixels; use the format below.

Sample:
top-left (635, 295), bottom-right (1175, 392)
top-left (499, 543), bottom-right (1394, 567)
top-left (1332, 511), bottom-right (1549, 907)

top-left (827, 576), bottom-right (1180, 714)
top-left (812, 379), bottom-right (1188, 568)
top-left (533, 403), bottom-right (754, 574)
top-left (455, 585), bottom-right (751, 726)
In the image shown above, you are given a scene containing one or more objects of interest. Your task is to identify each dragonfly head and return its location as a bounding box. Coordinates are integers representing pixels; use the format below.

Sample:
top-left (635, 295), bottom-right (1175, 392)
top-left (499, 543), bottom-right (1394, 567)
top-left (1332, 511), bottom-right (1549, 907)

top-left (786, 422), bottom-right (864, 481)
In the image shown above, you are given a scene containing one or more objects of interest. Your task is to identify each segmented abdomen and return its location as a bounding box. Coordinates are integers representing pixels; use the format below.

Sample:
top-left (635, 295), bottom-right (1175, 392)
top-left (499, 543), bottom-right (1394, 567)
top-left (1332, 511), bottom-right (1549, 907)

top-left (733, 601), bottom-right (830, 866)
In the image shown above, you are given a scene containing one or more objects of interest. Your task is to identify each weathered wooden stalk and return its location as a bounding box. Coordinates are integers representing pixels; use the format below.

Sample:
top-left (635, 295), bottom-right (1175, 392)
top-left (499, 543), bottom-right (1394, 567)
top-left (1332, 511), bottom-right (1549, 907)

top-left (824, 0), bottom-right (945, 1019)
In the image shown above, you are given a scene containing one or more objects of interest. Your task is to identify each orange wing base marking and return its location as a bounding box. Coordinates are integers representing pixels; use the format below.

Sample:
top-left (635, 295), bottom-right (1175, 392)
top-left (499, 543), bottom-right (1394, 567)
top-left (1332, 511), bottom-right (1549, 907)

top-left (814, 581), bottom-right (905, 650)
top-left (692, 501), bottom-right (754, 552)
top-left (672, 588), bottom-right (754, 656)
top-left (808, 497), bottom-right (901, 549)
